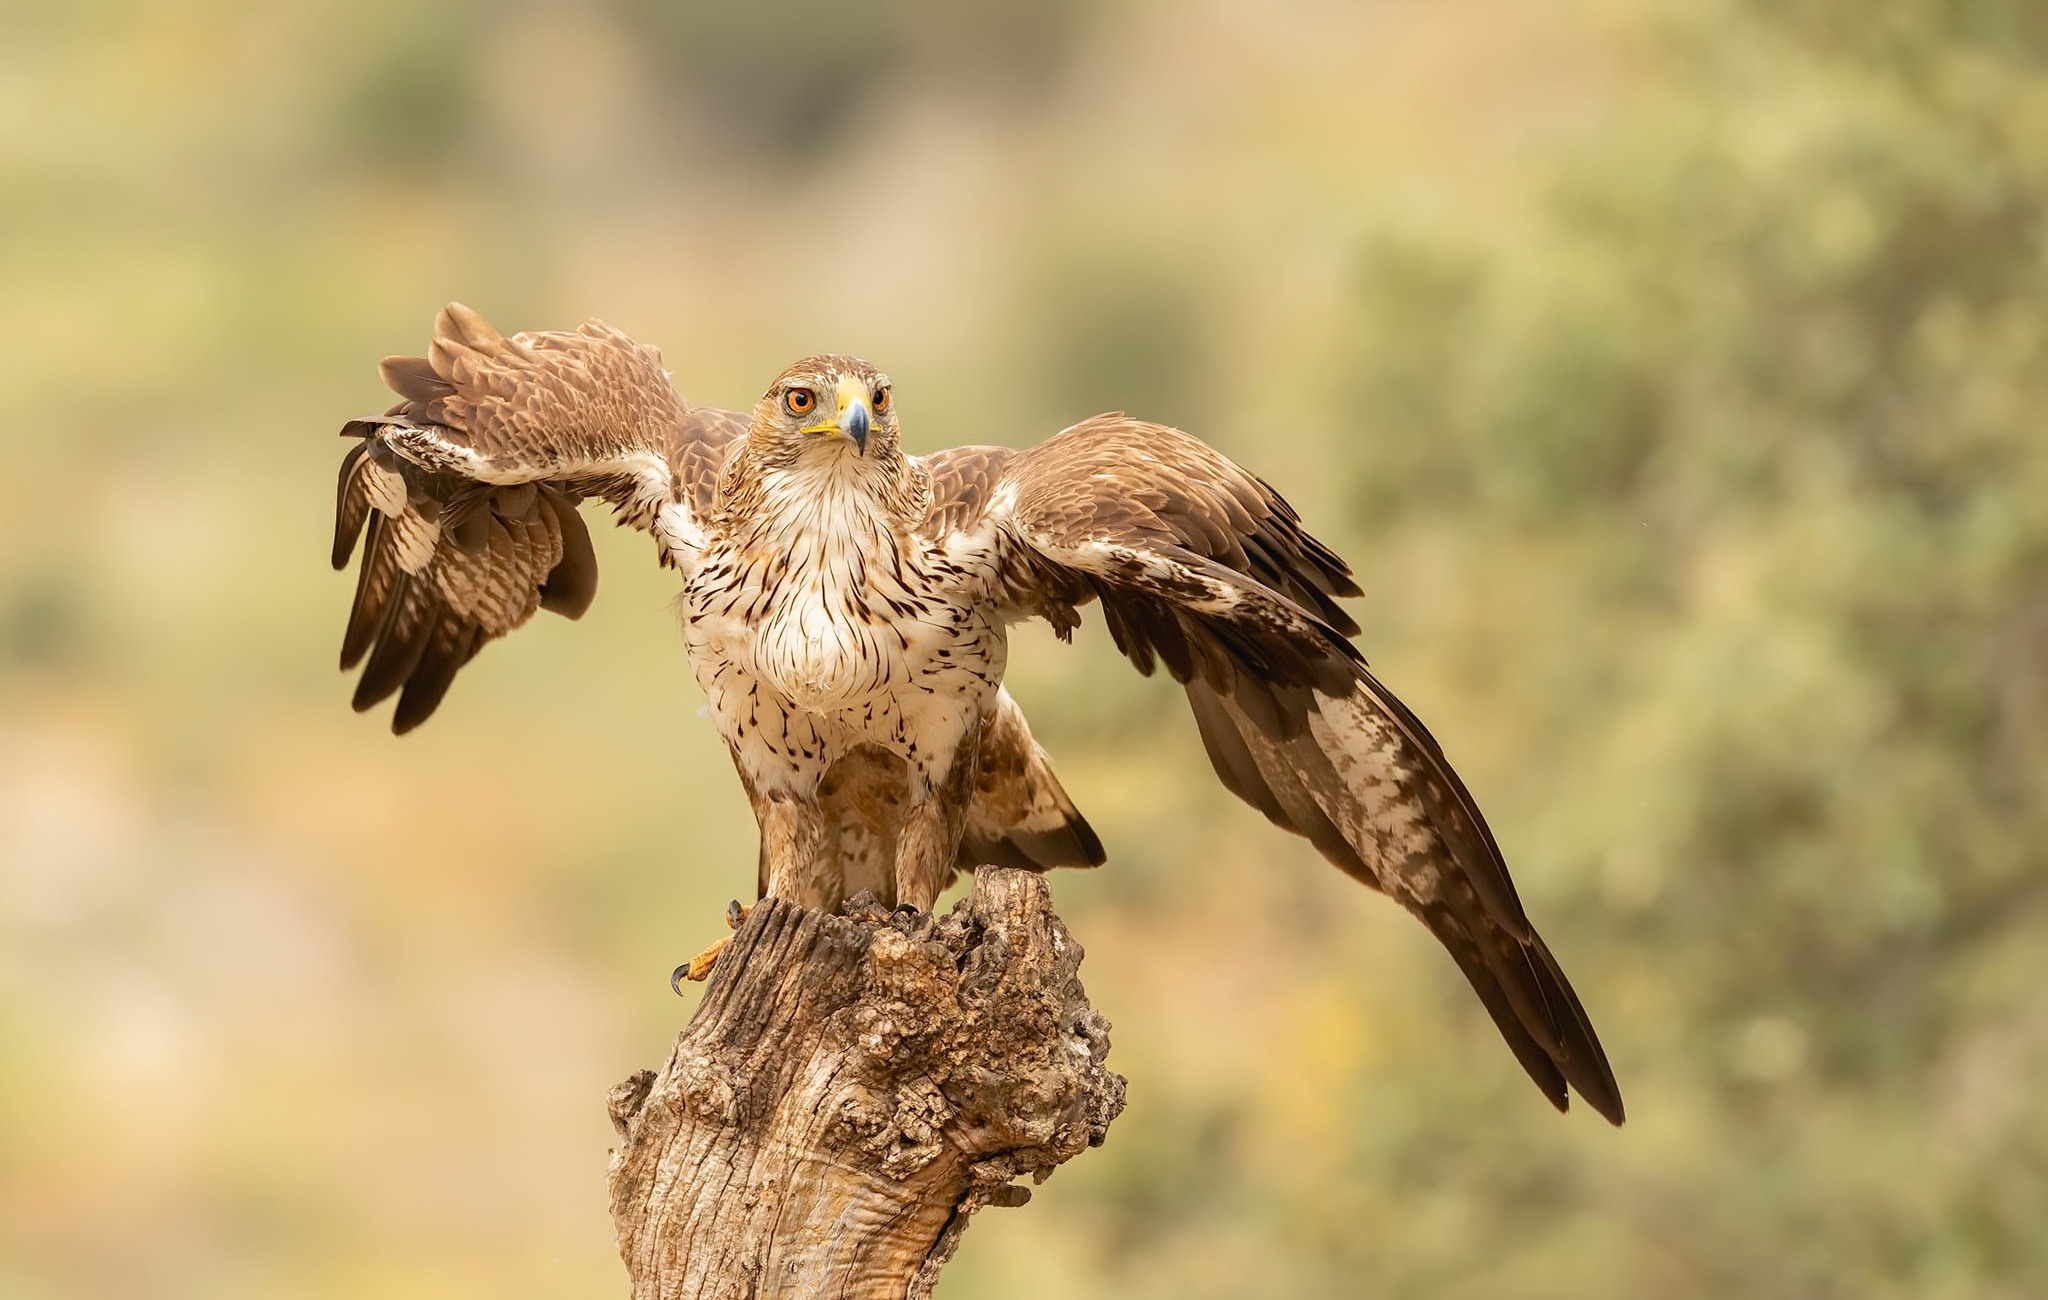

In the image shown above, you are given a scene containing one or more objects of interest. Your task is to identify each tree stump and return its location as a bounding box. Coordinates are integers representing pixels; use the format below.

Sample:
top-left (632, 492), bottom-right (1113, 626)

top-left (606, 866), bottom-right (1126, 1299)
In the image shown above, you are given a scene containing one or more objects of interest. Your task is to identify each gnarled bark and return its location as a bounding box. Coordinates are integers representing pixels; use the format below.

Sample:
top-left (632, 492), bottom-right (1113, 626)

top-left (606, 867), bottom-right (1125, 1299)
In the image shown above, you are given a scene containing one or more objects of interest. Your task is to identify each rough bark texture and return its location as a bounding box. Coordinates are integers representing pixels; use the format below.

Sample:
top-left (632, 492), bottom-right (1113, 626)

top-left (606, 867), bottom-right (1126, 1299)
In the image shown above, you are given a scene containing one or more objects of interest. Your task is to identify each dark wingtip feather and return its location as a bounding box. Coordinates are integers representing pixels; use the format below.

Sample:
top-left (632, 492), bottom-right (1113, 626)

top-left (352, 588), bottom-right (436, 712)
top-left (1428, 904), bottom-right (1627, 1125)
top-left (537, 491), bottom-right (598, 619)
top-left (332, 439), bottom-right (372, 570)
top-left (340, 517), bottom-right (393, 671)
top-left (1530, 935), bottom-right (1627, 1125)
top-left (1425, 903), bottom-right (1572, 1114)
top-left (391, 621), bottom-right (481, 734)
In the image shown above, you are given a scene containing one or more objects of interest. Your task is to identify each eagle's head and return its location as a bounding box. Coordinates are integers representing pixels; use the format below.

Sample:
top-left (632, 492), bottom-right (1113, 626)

top-left (752, 354), bottom-right (897, 463)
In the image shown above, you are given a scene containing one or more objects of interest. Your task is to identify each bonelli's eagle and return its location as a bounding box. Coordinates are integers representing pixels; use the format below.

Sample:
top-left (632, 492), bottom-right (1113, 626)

top-left (329, 304), bottom-right (1624, 1124)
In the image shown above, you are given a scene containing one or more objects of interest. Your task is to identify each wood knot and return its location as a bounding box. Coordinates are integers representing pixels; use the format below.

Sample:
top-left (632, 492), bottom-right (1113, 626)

top-left (862, 927), bottom-right (947, 994)
top-left (670, 1051), bottom-right (739, 1124)
top-left (606, 1069), bottom-right (656, 1137)
top-left (850, 998), bottom-right (938, 1059)
top-left (868, 1077), bottom-right (953, 1178)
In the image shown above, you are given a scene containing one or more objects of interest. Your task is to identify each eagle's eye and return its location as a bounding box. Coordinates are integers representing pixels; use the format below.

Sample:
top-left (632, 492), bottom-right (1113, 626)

top-left (784, 387), bottom-right (817, 417)
top-left (872, 386), bottom-right (891, 414)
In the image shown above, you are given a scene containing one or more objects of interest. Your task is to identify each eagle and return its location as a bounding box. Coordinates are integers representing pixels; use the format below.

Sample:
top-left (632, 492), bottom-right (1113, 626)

top-left (329, 303), bottom-right (1625, 1125)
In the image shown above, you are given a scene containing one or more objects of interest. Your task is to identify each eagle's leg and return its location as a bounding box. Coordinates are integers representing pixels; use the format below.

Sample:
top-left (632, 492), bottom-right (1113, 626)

top-left (893, 744), bottom-right (981, 912)
top-left (676, 787), bottom-right (828, 987)
top-left (757, 789), bottom-right (834, 906)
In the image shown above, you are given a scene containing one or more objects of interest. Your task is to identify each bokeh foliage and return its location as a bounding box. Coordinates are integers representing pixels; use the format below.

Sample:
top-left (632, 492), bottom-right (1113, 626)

top-left (1, 0), bottom-right (2043, 1297)
top-left (1317, 4), bottom-right (2048, 1294)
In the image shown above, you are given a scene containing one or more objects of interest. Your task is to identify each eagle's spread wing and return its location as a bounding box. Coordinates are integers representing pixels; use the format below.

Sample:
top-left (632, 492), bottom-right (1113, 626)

top-left (926, 415), bottom-right (1625, 1124)
top-left (331, 303), bottom-right (745, 732)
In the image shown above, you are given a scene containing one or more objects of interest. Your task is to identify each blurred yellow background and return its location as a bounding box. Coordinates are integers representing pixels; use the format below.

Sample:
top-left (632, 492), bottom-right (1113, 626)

top-left (4, 0), bottom-right (2046, 1296)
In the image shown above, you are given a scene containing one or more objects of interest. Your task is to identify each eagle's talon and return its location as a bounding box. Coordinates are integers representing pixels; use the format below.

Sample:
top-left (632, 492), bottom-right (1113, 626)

top-left (726, 899), bottom-right (749, 930)
top-left (676, 933), bottom-right (733, 986)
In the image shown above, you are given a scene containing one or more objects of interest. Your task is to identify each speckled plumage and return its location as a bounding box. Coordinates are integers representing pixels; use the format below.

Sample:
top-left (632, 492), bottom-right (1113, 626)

top-left (328, 303), bottom-right (1624, 1124)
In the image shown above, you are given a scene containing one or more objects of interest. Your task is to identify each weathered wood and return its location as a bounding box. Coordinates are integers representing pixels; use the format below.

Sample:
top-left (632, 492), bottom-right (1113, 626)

top-left (607, 867), bottom-right (1126, 1299)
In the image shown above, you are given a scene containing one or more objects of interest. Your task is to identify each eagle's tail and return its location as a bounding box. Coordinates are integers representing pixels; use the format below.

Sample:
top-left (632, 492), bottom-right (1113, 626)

top-left (959, 690), bottom-right (1107, 873)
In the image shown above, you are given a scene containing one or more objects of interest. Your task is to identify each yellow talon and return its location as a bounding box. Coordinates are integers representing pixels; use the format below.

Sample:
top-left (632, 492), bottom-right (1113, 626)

top-left (678, 934), bottom-right (730, 984)
top-left (670, 901), bottom-right (753, 991)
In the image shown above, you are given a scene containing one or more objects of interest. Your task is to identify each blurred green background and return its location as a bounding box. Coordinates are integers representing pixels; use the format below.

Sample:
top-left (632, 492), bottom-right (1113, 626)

top-left (4, 0), bottom-right (2046, 1296)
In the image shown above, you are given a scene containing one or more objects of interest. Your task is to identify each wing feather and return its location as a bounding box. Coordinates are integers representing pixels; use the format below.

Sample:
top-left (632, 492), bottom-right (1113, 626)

top-left (536, 489), bottom-right (599, 617)
top-left (340, 512), bottom-right (398, 671)
top-left (928, 413), bottom-right (1624, 1123)
top-left (329, 303), bottom-right (744, 733)
top-left (351, 571), bottom-right (434, 711)
top-left (332, 440), bottom-right (374, 569)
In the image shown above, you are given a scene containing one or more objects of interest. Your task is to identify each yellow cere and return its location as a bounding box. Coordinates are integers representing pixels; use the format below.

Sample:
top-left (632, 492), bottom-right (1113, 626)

top-left (802, 374), bottom-right (870, 435)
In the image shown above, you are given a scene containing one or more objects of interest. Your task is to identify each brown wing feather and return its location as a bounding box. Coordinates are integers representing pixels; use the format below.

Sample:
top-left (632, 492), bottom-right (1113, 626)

top-left (330, 303), bottom-right (743, 733)
top-left (1194, 678), bottom-right (1623, 1123)
top-left (991, 415), bottom-right (1362, 633)
top-left (930, 414), bottom-right (1624, 1124)
top-left (919, 444), bottom-right (1019, 538)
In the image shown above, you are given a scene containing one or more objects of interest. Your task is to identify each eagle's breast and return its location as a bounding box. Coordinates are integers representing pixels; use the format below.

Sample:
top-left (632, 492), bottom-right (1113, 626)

top-left (679, 449), bottom-right (1010, 801)
top-left (755, 557), bottom-right (890, 710)
top-left (686, 460), bottom-right (970, 721)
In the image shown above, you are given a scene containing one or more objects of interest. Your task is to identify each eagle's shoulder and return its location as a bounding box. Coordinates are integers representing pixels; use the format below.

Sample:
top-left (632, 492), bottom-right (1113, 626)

top-left (674, 406), bottom-right (750, 516)
top-left (915, 444), bottom-right (1020, 538)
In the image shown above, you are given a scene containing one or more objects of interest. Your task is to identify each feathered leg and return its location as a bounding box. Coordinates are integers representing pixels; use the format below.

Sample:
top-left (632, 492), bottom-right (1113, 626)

top-left (893, 745), bottom-right (981, 911)
top-left (677, 766), bottom-right (832, 987)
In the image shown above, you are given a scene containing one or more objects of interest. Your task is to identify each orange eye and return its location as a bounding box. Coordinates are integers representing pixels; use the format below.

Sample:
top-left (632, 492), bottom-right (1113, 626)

top-left (872, 386), bottom-right (890, 414)
top-left (784, 388), bottom-right (816, 417)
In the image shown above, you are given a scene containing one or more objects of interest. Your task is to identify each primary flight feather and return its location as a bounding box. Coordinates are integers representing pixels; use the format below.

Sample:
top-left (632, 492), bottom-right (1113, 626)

top-left (329, 303), bottom-right (1625, 1125)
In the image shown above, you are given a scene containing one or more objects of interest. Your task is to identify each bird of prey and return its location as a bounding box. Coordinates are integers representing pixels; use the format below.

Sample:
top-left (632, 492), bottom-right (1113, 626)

top-left (328, 303), bottom-right (1625, 1124)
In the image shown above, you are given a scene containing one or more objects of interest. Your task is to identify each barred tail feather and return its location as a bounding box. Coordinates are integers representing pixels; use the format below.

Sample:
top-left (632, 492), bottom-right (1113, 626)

top-left (960, 690), bottom-right (1107, 874)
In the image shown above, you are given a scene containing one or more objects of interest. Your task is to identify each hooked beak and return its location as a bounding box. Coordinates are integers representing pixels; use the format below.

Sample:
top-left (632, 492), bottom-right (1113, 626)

top-left (802, 374), bottom-right (870, 454)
